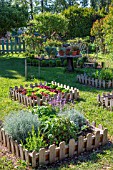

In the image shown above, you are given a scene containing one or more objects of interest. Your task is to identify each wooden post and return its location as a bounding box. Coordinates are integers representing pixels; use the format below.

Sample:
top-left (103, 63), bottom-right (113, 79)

top-left (49, 144), bottom-right (56, 163)
top-left (59, 141), bottom-right (65, 160)
top-left (25, 58), bottom-right (27, 80)
top-left (102, 128), bottom-right (108, 145)
top-left (69, 139), bottom-right (75, 157)
top-left (32, 151), bottom-right (37, 168)
top-left (10, 137), bottom-right (15, 154)
top-left (78, 136), bottom-right (84, 154)
top-left (15, 140), bottom-right (20, 158)
top-left (38, 60), bottom-right (40, 78)
top-left (39, 148), bottom-right (45, 165)
top-left (94, 131), bottom-right (100, 148)
top-left (110, 99), bottom-right (113, 111)
top-left (2, 129), bottom-right (6, 147)
top-left (86, 133), bottom-right (92, 151)
top-left (25, 149), bottom-right (30, 164)
top-left (6, 134), bottom-right (11, 152)
top-left (19, 144), bottom-right (24, 160)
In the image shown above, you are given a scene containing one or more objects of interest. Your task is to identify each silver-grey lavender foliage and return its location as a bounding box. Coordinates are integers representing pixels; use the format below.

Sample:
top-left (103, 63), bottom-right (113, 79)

top-left (3, 110), bottom-right (40, 143)
top-left (58, 108), bottom-right (88, 130)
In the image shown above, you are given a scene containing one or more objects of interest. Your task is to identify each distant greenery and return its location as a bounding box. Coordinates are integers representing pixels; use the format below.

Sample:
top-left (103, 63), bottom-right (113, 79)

top-left (0, 1), bottom-right (28, 37)
top-left (63, 6), bottom-right (103, 38)
top-left (91, 68), bottom-right (113, 80)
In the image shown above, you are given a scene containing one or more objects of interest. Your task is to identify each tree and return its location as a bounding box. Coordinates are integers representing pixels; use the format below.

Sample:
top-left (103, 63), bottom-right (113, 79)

top-left (103, 6), bottom-right (113, 53)
top-left (90, 0), bottom-right (112, 11)
top-left (90, 18), bottom-right (105, 53)
top-left (80, 0), bottom-right (88, 7)
top-left (63, 5), bottom-right (102, 39)
top-left (32, 12), bottom-right (68, 38)
top-left (0, 1), bottom-right (28, 37)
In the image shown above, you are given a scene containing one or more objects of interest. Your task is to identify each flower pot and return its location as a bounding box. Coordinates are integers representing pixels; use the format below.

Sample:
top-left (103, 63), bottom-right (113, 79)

top-left (59, 50), bottom-right (65, 56)
top-left (66, 49), bottom-right (70, 55)
top-left (72, 51), bottom-right (77, 56)
top-left (77, 50), bottom-right (80, 55)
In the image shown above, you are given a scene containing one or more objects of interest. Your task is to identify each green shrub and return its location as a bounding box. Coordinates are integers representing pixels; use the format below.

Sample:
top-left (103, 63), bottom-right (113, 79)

top-left (63, 60), bottom-right (67, 66)
top-left (100, 69), bottom-right (113, 80)
top-left (24, 126), bottom-right (47, 152)
top-left (49, 60), bottom-right (56, 67)
top-left (41, 60), bottom-right (47, 67)
top-left (40, 117), bottom-right (77, 145)
top-left (91, 70), bottom-right (99, 79)
top-left (91, 68), bottom-right (113, 80)
top-left (56, 60), bottom-right (61, 67)
top-left (3, 110), bottom-right (40, 143)
top-left (73, 61), bottom-right (77, 67)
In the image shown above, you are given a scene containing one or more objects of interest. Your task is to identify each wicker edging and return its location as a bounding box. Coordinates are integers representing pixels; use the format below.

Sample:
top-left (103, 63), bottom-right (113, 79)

top-left (98, 91), bottom-right (113, 111)
top-left (0, 122), bottom-right (108, 168)
top-left (9, 81), bottom-right (79, 107)
top-left (77, 74), bottom-right (113, 89)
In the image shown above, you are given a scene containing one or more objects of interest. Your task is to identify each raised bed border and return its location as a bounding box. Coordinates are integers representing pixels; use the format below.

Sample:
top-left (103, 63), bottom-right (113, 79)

top-left (0, 122), bottom-right (108, 168)
top-left (77, 74), bottom-right (113, 89)
top-left (98, 91), bottom-right (113, 111)
top-left (9, 81), bottom-right (79, 107)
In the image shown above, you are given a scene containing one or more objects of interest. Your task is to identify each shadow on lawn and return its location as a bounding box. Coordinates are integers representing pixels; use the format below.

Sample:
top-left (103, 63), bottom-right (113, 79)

top-left (0, 56), bottom-right (25, 79)
top-left (36, 141), bottom-right (113, 170)
top-left (0, 56), bottom-right (112, 94)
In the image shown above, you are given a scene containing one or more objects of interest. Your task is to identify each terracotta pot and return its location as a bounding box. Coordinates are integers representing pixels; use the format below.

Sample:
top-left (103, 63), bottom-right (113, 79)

top-left (59, 50), bottom-right (65, 56)
top-left (66, 49), bottom-right (70, 55)
top-left (77, 50), bottom-right (80, 55)
top-left (72, 51), bottom-right (77, 56)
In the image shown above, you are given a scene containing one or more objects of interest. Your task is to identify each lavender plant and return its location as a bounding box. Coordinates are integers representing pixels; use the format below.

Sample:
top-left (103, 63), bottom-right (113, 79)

top-left (48, 93), bottom-right (67, 110)
top-left (58, 108), bottom-right (89, 132)
top-left (3, 110), bottom-right (40, 143)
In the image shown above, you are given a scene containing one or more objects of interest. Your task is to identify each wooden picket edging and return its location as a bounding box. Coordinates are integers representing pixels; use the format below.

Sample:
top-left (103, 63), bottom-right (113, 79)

top-left (0, 122), bottom-right (108, 168)
top-left (77, 74), bottom-right (113, 89)
top-left (0, 38), bottom-right (25, 53)
top-left (9, 81), bottom-right (79, 107)
top-left (98, 91), bottom-right (113, 111)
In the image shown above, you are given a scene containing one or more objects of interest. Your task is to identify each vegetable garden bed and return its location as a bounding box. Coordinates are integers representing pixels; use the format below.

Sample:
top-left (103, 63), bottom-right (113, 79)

top-left (0, 122), bottom-right (108, 168)
top-left (9, 81), bottom-right (79, 107)
top-left (77, 74), bottom-right (113, 88)
top-left (98, 92), bottom-right (113, 111)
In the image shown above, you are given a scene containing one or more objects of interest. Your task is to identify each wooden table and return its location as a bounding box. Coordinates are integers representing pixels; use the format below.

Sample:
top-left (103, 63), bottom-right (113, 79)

top-left (57, 55), bottom-right (82, 72)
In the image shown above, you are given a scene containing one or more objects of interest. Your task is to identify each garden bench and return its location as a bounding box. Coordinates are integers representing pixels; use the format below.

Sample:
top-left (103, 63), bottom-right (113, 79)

top-left (83, 62), bottom-right (95, 68)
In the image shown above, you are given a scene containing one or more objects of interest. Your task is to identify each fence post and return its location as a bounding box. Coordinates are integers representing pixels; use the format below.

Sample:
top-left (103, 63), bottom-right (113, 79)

top-left (25, 58), bottom-right (27, 80)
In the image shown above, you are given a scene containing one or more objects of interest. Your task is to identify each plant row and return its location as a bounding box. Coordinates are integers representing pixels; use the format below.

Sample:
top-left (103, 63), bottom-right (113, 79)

top-left (9, 81), bottom-right (79, 107)
top-left (77, 69), bottom-right (113, 88)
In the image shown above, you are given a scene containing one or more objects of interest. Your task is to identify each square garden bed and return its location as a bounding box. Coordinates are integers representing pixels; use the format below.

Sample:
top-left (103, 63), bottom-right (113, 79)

top-left (0, 122), bottom-right (108, 168)
top-left (77, 74), bottom-right (113, 89)
top-left (98, 91), bottom-right (113, 111)
top-left (9, 81), bottom-right (79, 107)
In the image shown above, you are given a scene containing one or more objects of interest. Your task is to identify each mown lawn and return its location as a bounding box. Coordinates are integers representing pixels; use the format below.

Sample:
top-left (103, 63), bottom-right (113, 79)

top-left (0, 54), bottom-right (113, 170)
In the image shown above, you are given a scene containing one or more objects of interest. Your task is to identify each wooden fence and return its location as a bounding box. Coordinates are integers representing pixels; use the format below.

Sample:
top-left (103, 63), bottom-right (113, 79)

top-left (9, 81), bottom-right (79, 107)
top-left (77, 74), bottom-right (113, 89)
top-left (98, 91), bottom-right (113, 111)
top-left (0, 38), bottom-right (25, 53)
top-left (0, 122), bottom-right (108, 168)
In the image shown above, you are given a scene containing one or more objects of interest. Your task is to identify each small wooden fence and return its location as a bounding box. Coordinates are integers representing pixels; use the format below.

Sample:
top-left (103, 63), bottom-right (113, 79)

top-left (0, 122), bottom-right (108, 168)
top-left (9, 81), bottom-right (79, 107)
top-left (0, 38), bottom-right (25, 53)
top-left (77, 74), bottom-right (113, 89)
top-left (98, 92), bottom-right (113, 111)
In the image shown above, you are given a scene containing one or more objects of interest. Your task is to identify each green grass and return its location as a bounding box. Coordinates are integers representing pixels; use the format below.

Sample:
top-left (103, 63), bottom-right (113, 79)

top-left (0, 54), bottom-right (113, 170)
